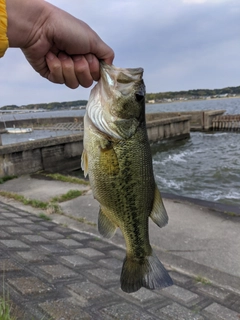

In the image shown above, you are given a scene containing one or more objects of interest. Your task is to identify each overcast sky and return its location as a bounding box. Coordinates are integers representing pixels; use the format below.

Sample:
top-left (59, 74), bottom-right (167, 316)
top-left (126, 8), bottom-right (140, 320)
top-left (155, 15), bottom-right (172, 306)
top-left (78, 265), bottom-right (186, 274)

top-left (1, 0), bottom-right (239, 107)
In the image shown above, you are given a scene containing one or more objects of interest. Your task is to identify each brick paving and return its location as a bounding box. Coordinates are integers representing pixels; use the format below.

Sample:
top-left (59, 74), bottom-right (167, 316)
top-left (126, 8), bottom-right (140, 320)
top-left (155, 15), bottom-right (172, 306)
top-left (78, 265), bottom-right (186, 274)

top-left (0, 202), bottom-right (240, 320)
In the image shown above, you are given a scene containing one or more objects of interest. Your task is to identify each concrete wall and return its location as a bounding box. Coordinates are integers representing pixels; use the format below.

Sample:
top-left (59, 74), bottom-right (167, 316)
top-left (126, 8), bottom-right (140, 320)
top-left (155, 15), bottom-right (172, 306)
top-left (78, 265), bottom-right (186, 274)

top-left (0, 110), bottom-right (226, 177)
top-left (2, 110), bottom-right (225, 131)
top-left (203, 110), bottom-right (226, 131)
top-left (146, 110), bottom-right (225, 131)
top-left (146, 115), bottom-right (191, 142)
top-left (146, 111), bottom-right (203, 130)
top-left (0, 117), bottom-right (83, 130)
top-left (0, 134), bottom-right (83, 177)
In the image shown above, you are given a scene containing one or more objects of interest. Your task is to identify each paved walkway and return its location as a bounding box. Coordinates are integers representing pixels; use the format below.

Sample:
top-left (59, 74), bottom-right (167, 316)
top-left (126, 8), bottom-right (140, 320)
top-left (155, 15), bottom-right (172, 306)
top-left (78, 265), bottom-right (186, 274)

top-left (0, 175), bottom-right (239, 319)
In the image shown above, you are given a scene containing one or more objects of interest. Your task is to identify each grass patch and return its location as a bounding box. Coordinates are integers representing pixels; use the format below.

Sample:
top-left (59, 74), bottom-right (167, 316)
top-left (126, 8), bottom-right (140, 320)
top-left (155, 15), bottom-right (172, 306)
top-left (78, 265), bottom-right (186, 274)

top-left (0, 294), bottom-right (15, 320)
top-left (224, 211), bottom-right (237, 217)
top-left (51, 189), bottom-right (82, 203)
top-left (0, 176), bottom-right (17, 185)
top-left (0, 189), bottom-right (79, 215)
top-left (38, 213), bottom-right (51, 221)
top-left (0, 191), bottom-right (61, 214)
top-left (195, 275), bottom-right (211, 285)
top-left (44, 173), bottom-right (89, 186)
top-left (24, 199), bottom-right (48, 210)
top-left (68, 214), bottom-right (96, 227)
top-left (0, 292), bottom-right (50, 319)
top-left (0, 188), bottom-right (90, 225)
top-left (0, 191), bottom-right (48, 210)
top-left (0, 276), bottom-right (16, 320)
top-left (46, 202), bottom-right (62, 215)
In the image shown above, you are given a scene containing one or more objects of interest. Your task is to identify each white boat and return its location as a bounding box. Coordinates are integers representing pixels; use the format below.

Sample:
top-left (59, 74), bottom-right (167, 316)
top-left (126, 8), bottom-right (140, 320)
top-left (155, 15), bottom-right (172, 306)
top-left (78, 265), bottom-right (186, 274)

top-left (6, 128), bottom-right (33, 134)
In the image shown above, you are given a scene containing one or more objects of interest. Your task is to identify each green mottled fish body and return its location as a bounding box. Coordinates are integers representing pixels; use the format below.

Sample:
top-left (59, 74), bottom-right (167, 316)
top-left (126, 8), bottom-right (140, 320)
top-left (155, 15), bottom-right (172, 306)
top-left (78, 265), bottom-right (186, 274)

top-left (82, 62), bottom-right (173, 293)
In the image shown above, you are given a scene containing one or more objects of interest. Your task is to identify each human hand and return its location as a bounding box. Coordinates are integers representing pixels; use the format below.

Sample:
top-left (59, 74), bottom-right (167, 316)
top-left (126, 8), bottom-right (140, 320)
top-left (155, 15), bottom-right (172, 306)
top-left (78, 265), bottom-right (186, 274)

top-left (6, 0), bottom-right (114, 88)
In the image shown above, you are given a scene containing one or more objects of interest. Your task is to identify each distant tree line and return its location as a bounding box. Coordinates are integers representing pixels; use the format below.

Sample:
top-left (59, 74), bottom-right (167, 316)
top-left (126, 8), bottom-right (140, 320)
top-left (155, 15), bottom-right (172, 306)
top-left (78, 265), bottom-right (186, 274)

top-left (1, 100), bottom-right (88, 110)
top-left (1, 85), bottom-right (240, 110)
top-left (146, 86), bottom-right (240, 101)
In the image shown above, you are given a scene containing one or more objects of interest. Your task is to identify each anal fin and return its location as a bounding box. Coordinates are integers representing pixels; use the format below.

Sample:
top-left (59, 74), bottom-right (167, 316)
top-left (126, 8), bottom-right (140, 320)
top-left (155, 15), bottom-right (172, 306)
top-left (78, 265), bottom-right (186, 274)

top-left (98, 207), bottom-right (117, 239)
top-left (150, 184), bottom-right (168, 228)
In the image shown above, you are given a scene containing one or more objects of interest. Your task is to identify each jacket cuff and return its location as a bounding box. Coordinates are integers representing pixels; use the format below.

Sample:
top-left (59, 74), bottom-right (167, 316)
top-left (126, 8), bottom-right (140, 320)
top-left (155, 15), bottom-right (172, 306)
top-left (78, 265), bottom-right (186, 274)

top-left (0, 0), bottom-right (9, 57)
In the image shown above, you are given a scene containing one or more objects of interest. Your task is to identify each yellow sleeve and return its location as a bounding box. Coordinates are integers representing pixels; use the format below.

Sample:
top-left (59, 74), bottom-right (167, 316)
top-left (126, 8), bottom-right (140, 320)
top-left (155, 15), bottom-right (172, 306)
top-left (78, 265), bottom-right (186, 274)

top-left (0, 0), bottom-right (9, 57)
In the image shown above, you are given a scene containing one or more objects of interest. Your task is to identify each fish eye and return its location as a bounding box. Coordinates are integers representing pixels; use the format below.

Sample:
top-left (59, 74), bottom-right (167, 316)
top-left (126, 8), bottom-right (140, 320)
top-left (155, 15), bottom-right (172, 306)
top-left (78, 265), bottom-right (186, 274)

top-left (135, 94), bottom-right (144, 102)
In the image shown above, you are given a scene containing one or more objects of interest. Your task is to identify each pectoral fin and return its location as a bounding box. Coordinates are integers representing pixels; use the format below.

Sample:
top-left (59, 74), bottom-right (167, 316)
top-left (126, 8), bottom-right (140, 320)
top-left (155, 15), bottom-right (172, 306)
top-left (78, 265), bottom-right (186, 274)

top-left (150, 185), bottom-right (168, 228)
top-left (98, 207), bottom-right (117, 239)
top-left (99, 145), bottom-right (120, 176)
top-left (81, 149), bottom-right (89, 177)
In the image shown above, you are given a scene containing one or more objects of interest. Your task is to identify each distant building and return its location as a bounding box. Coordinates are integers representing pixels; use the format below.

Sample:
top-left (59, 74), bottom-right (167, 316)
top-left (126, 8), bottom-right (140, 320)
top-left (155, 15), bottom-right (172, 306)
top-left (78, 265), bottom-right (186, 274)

top-left (216, 94), bottom-right (229, 98)
top-left (147, 100), bottom-right (155, 104)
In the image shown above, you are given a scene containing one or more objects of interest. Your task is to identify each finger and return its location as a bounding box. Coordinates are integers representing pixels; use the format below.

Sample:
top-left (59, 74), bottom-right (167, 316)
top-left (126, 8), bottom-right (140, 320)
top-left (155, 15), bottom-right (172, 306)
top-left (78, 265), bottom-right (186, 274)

top-left (85, 54), bottom-right (100, 81)
top-left (58, 52), bottom-right (79, 89)
top-left (73, 55), bottom-right (93, 88)
top-left (45, 51), bottom-right (64, 84)
top-left (101, 47), bottom-right (115, 66)
top-left (91, 36), bottom-right (115, 65)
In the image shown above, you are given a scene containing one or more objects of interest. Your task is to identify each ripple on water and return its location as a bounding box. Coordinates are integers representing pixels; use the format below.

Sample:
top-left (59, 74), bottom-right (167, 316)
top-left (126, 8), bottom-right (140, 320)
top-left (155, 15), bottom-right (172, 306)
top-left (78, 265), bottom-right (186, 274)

top-left (152, 131), bottom-right (240, 206)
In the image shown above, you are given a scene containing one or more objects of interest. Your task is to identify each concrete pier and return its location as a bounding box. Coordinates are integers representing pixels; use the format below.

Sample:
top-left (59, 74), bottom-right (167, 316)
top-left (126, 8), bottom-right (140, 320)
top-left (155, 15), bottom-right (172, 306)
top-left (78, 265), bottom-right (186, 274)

top-left (0, 109), bottom-right (233, 177)
top-left (213, 114), bottom-right (240, 131)
top-left (146, 110), bottom-right (226, 131)
top-left (146, 115), bottom-right (191, 142)
top-left (0, 115), bottom-right (191, 177)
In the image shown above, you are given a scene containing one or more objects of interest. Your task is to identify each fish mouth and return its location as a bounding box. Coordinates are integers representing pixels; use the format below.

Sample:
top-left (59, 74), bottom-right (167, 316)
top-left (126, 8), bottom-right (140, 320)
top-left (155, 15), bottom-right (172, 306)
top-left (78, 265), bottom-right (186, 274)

top-left (100, 61), bottom-right (144, 85)
top-left (100, 62), bottom-right (145, 102)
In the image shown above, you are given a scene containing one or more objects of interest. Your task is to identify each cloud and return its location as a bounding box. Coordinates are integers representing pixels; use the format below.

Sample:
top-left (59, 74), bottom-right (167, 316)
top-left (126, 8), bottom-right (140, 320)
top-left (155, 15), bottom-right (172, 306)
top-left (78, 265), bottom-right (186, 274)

top-left (1, 0), bottom-right (240, 106)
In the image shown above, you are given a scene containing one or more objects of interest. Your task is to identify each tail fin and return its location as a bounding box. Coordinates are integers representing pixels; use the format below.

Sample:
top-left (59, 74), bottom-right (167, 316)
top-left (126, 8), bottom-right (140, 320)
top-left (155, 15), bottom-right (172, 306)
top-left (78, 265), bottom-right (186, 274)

top-left (120, 251), bottom-right (173, 293)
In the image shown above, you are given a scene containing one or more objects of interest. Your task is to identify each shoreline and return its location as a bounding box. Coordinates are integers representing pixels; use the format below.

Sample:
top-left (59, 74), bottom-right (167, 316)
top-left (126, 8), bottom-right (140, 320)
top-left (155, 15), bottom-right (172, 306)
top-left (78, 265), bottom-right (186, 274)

top-left (146, 95), bottom-right (240, 106)
top-left (161, 192), bottom-right (240, 216)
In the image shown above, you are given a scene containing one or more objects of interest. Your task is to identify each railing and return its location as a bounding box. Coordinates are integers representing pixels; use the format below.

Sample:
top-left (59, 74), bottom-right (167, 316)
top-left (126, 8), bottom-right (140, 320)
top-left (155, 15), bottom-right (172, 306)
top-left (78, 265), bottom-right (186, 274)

top-left (34, 122), bottom-right (84, 131)
top-left (212, 115), bottom-right (240, 131)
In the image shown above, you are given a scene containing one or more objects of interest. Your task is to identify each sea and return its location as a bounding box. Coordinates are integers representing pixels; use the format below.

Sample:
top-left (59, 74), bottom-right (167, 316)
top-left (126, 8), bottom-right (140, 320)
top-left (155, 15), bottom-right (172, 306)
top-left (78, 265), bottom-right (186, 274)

top-left (1, 97), bottom-right (240, 207)
top-left (148, 97), bottom-right (240, 207)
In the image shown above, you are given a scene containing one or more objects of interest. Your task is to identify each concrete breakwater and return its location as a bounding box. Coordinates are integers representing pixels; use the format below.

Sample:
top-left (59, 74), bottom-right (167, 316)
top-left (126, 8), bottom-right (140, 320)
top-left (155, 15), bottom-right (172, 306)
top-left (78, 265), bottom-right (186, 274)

top-left (146, 109), bottom-right (226, 131)
top-left (0, 134), bottom-right (83, 177)
top-left (0, 114), bottom-right (191, 177)
top-left (0, 109), bottom-right (228, 177)
top-left (212, 114), bottom-right (240, 131)
top-left (0, 116), bottom-right (82, 131)
top-left (146, 114), bottom-right (190, 142)
top-left (0, 109), bottom-right (225, 131)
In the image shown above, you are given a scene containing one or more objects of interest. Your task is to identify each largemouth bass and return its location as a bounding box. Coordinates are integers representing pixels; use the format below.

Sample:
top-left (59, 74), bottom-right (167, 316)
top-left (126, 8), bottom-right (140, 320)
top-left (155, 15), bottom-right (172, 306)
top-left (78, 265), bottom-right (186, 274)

top-left (81, 62), bottom-right (173, 293)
